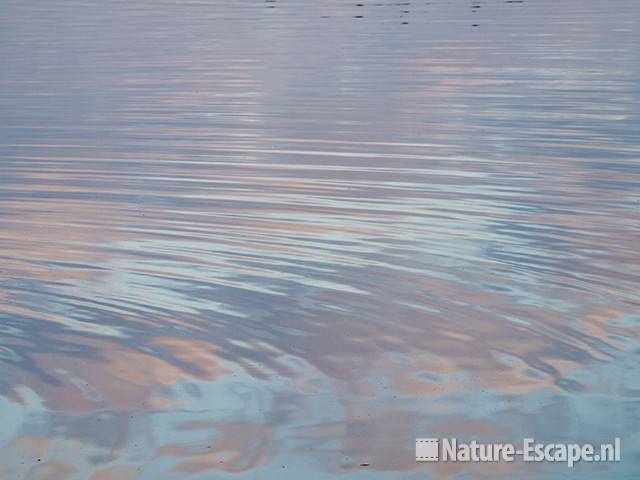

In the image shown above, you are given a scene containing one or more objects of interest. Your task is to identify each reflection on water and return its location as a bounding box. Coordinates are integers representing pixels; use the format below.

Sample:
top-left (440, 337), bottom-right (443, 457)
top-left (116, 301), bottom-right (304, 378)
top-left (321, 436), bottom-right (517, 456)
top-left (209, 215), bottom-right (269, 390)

top-left (1, 0), bottom-right (639, 478)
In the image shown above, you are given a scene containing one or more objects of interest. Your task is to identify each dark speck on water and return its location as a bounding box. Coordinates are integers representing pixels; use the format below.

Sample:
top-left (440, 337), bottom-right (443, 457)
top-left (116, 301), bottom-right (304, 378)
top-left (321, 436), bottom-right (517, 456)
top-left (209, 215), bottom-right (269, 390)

top-left (0, 0), bottom-right (639, 478)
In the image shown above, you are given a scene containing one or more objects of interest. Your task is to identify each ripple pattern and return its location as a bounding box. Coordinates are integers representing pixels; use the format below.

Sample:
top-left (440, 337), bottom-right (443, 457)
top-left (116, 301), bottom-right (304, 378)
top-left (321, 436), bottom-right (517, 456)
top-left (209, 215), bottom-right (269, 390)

top-left (1, 0), bottom-right (639, 478)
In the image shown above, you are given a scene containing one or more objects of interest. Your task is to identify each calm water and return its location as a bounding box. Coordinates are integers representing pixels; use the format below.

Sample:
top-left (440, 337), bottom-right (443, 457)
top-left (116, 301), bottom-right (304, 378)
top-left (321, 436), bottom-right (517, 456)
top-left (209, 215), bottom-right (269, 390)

top-left (1, 0), bottom-right (639, 478)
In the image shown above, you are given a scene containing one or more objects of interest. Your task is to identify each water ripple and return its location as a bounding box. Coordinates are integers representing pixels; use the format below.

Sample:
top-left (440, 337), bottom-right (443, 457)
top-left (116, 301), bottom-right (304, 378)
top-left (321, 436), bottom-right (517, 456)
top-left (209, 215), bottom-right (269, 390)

top-left (1, 0), bottom-right (639, 478)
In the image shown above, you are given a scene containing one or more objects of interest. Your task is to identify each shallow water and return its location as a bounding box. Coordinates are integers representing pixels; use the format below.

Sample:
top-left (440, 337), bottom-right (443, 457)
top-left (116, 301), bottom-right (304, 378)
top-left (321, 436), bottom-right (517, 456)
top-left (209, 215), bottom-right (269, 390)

top-left (1, 0), bottom-right (639, 478)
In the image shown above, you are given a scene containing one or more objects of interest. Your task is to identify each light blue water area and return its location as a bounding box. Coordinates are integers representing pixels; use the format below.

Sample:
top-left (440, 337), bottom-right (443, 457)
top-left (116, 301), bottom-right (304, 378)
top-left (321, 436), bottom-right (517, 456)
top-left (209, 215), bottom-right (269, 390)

top-left (0, 0), bottom-right (639, 478)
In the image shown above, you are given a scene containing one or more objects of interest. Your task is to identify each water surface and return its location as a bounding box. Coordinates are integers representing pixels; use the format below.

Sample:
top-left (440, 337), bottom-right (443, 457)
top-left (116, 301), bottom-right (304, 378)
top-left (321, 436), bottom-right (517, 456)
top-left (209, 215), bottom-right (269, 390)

top-left (1, 0), bottom-right (639, 478)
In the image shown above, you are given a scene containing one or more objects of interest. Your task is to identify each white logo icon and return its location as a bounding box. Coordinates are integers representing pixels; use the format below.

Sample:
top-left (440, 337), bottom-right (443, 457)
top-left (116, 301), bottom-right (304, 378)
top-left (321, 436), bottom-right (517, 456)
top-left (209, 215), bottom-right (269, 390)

top-left (416, 438), bottom-right (439, 462)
